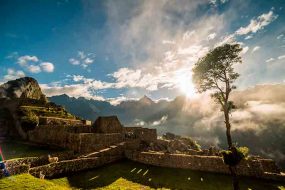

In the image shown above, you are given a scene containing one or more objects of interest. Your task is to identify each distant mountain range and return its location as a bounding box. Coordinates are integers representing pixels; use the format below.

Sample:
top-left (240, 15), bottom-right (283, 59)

top-left (49, 94), bottom-right (185, 127)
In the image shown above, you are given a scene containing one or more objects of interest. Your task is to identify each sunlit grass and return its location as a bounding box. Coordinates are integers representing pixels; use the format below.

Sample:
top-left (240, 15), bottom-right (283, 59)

top-left (0, 174), bottom-right (69, 190)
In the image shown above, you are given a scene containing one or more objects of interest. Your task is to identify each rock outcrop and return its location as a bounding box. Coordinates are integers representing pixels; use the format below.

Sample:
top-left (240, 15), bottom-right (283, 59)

top-left (0, 77), bottom-right (47, 102)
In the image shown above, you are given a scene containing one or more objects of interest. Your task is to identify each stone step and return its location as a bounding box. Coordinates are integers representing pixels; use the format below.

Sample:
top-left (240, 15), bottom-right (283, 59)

top-left (78, 142), bottom-right (126, 159)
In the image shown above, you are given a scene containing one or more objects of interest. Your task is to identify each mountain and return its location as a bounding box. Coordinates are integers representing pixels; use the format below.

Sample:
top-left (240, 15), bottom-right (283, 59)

top-left (49, 94), bottom-right (179, 126)
top-left (0, 77), bottom-right (47, 102)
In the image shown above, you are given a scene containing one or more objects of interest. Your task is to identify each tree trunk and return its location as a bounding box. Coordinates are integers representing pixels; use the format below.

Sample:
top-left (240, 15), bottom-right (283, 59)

top-left (229, 166), bottom-right (240, 190)
top-left (224, 106), bottom-right (240, 190)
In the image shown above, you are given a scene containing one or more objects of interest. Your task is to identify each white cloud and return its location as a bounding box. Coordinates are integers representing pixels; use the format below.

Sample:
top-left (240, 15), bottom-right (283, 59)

top-left (40, 62), bottom-right (54, 73)
top-left (2, 68), bottom-right (25, 82)
top-left (266, 58), bottom-right (275, 63)
top-left (183, 30), bottom-right (195, 41)
top-left (16, 55), bottom-right (54, 73)
top-left (69, 58), bottom-right (80, 65)
top-left (84, 58), bottom-right (94, 64)
top-left (152, 115), bottom-right (168, 126)
top-left (241, 46), bottom-right (249, 54)
top-left (27, 65), bottom-right (41, 73)
top-left (162, 40), bottom-right (176, 45)
top-left (244, 35), bottom-right (253, 40)
top-left (277, 34), bottom-right (284, 40)
top-left (69, 51), bottom-right (95, 68)
top-left (278, 54), bottom-right (285, 60)
top-left (207, 33), bottom-right (216, 40)
top-left (235, 10), bottom-right (278, 35)
top-left (252, 46), bottom-right (260, 53)
top-left (17, 55), bottom-right (39, 66)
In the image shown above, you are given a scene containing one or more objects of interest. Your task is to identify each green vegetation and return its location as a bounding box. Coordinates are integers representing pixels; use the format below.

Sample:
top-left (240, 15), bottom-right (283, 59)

top-left (221, 147), bottom-right (249, 166)
top-left (50, 160), bottom-right (284, 190)
top-left (19, 109), bottom-right (39, 132)
top-left (0, 174), bottom-right (69, 190)
top-left (0, 160), bottom-right (284, 189)
top-left (0, 141), bottom-right (64, 160)
top-left (18, 106), bottom-right (76, 120)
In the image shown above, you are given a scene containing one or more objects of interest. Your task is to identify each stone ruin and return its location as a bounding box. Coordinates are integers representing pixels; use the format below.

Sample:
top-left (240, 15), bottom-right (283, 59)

top-left (1, 115), bottom-right (283, 182)
top-left (92, 116), bottom-right (123, 133)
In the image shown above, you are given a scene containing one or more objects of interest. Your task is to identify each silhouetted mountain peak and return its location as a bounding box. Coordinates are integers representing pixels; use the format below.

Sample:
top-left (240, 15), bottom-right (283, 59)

top-left (138, 95), bottom-right (154, 105)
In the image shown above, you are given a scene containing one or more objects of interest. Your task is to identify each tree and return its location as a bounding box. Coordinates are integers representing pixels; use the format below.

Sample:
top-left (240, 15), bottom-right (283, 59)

top-left (192, 43), bottom-right (242, 190)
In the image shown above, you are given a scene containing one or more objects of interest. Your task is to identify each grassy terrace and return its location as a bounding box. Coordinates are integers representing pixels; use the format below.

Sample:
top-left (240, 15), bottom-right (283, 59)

top-left (19, 105), bottom-right (77, 120)
top-left (0, 142), bottom-right (284, 189)
top-left (1, 160), bottom-right (284, 190)
top-left (0, 141), bottom-right (65, 160)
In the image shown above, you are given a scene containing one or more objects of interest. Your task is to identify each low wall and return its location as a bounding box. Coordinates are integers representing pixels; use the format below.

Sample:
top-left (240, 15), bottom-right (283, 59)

top-left (39, 117), bottom-right (91, 126)
top-left (124, 127), bottom-right (157, 142)
top-left (29, 148), bottom-right (125, 178)
top-left (27, 125), bottom-right (124, 153)
top-left (126, 151), bottom-right (285, 181)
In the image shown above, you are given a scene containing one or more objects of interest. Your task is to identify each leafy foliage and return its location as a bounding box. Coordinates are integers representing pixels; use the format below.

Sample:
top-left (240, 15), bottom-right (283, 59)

top-left (220, 147), bottom-right (249, 166)
top-left (192, 43), bottom-right (242, 112)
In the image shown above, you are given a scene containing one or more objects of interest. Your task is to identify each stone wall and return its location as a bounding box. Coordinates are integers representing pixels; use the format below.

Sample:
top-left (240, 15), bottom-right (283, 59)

top-left (126, 151), bottom-right (285, 181)
top-left (27, 125), bottom-right (124, 153)
top-left (29, 146), bottom-right (125, 178)
top-left (3, 151), bottom-right (74, 176)
top-left (39, 117), bottom-right (91, 126)
top-left (124, 127), bottom-right (157, 142)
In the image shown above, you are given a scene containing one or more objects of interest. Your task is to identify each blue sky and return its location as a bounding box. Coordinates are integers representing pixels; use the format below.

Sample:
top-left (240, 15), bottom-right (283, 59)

top-left (0, 0), bottom-right (285, 103)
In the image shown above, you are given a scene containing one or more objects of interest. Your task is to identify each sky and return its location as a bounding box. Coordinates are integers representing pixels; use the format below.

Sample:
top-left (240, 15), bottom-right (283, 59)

top-left (0, 0), bottom-right (285, 104)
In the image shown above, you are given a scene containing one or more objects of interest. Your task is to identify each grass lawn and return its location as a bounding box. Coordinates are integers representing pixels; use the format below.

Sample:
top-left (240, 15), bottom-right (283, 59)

top-left (0, 160), bottom-right (284, 190)
top-left (0, 141), bottom-right (65, 160)
top-left (50, 160), bottom-right (285, 190)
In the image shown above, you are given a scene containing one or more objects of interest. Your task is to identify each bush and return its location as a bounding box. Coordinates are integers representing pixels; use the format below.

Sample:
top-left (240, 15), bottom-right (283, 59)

top-left (20, 110), bottom-right (39, 132)
top-left (220, 146), bottom-right (249, 166)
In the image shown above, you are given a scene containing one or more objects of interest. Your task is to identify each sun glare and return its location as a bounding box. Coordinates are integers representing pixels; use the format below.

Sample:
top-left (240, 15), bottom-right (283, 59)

top-left (176, 73), bottom-right (196, 98)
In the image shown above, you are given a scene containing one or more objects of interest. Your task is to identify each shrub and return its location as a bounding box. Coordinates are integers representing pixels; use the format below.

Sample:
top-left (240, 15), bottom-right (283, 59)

top-left (20, 110), bottom-right (39, 132)
top-left (220, 146), bottom-right (249, 166)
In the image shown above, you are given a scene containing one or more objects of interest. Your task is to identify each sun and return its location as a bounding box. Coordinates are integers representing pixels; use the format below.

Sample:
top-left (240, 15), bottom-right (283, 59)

top-left (175, 73), bottom-right (196, 98)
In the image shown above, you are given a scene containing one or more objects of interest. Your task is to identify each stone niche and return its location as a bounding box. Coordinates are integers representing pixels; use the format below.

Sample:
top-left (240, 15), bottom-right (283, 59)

top-left (92, 116), bottom-right (123, 133)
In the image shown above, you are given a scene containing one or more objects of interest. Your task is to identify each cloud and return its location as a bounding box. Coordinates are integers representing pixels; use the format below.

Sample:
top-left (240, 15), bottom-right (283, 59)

top-left (278, 54), bottom-right (285, 60)
top-left (207, 33), bottom-right (216, 40)
top-left (251, 46), bottom-right (260, 53)
top-left (16, 55), bottom-right (54, 73)
top-left (244, 35), bottom-right (253, 40)
top-left (277, 34), bottom-right (284, 40)
top-left (266, 58), bottom-right (275, 63)
top-left (27, 65), bottom-right (41, 73)
top-left (2, 68), bottom-right (25, 82)
top-left (69, 51), bottom-right (95, 68)
top-left (84, 58), bottom-right (94, 64)
top-left (69, 58), bottom-right (80, 65)
top-left (241, 46), bottom-right (249, 54)
top-left (17, 55), bottom-right (39, 66)
top-left (40, 62), bottom-right (55, 73)
top-left (218, 10), bottom-right (277, 46)
top-left (235, 10), bottom-right (278, 35)
top-left (152, 115), bottom-right (168, 126)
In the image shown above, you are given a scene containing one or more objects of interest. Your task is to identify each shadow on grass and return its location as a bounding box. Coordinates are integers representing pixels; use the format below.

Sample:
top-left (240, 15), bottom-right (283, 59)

top-left (1, 141), bottom-right (65, 160)
top-left (51, 160), bottom-right (284, 190)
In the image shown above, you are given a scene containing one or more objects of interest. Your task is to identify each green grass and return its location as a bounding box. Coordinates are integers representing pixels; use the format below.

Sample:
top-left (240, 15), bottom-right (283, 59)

top-left (19, 106), bottom-right (76, 119)
top-left (0, 141), bottom-right (65, 160)
top-left (0, 174), bottom-right (68, 190)
top-left (50, 160), bottom-right (285, 190)
top-left (0, 160), bottom-right (284, 190)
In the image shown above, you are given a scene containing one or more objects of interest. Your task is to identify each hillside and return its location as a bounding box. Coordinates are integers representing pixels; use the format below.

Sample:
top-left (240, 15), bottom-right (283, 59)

top-left (0, 77), bottom-right (80, 140)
